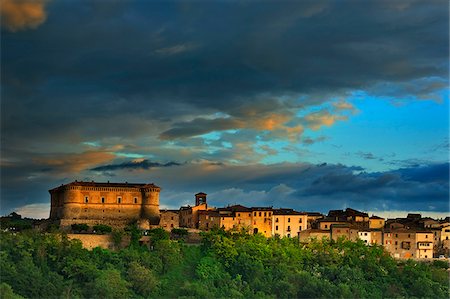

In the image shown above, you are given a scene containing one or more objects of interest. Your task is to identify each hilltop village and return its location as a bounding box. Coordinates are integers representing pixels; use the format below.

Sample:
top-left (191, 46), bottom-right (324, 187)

top-left (37, 181), bottom-right (449, 259)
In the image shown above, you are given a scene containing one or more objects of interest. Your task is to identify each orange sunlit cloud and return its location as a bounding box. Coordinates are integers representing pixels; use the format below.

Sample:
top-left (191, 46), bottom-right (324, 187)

top-left (1, 0), bottom-right (49, 32)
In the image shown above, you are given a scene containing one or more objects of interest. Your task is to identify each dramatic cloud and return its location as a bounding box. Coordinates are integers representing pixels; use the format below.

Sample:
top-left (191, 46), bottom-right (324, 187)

top-left (1, 1), bottom-right (448, 216)
top-left (1, 0), bottom-right (49, 32)
top-left (91, 159), bottom-right (182, 171)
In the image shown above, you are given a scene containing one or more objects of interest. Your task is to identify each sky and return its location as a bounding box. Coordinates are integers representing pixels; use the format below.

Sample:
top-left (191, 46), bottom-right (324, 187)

top-left (1, 0), bottom-right (449, 219)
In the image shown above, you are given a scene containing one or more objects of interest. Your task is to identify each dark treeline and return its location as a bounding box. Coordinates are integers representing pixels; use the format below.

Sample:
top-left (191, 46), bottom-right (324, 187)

top-left (0, 229), bottom-right (449, 298)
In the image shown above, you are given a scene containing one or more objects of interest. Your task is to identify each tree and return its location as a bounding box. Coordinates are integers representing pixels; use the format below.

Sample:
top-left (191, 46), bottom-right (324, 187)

top-left (126, 261), bottom-right (159, 297)
top-left (87, 269), bottom-right (131, 299)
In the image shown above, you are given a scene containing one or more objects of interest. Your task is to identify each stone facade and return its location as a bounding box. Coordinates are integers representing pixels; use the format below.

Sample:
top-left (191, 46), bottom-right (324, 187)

top-left (49, 181), bottom-right (161, 228)
top-left (159, 210), bottom-right (180, 231)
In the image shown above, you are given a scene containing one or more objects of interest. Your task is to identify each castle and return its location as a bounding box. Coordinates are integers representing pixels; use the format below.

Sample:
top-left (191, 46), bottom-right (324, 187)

top-left (49, 181), bottom-right (160, 229)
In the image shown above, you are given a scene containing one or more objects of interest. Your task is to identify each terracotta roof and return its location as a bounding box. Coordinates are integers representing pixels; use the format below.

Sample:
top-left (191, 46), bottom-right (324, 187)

top-left (219, 205), bottom-right (251, 212)
top-left (195, 192), bottom-right (207, 196)
top-left (160, 209), bottom-right (179, 213)
top-left (251, 207), bottom-right (273, 211)
top-left (370, 215), bottom-right (384, 219)
top-left (273, 208), bottom-right (307, 215)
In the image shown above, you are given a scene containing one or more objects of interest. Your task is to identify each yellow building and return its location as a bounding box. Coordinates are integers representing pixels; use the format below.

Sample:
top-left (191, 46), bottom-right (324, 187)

top-left (49, 181), bottom-right (160, 228)
top-left (217, 205), bottom-right (253, 232)
top-left (251, 207), bottom-right (273, 237)
top-left (369, 215), bottom-right (385, 229)
top-left (416, 231), bottom-right (434, 259)
top-left (272, 209), bottom-right (308, 238)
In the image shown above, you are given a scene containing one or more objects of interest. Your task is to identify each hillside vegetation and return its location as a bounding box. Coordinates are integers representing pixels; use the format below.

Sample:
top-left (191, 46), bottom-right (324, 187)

top-left (0, 229), bottom-right (449, 298)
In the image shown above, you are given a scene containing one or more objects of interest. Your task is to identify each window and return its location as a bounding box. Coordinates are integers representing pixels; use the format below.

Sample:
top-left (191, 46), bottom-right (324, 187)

top-left (299, 218), bottom-right (302, 223)
top-left (288, 218), bottom-right (290, 223)
top-left (264, 212), bottom-right (267, 217)
top-left (408, 234), bottom-right (410, 238)
top-left (425, 235), bottom-right (428, 239)
top-left (254, 212), bottom-right (256, 216)
top-left (171, 216), bottom-right (174, 220)
top-left (84, 196), bottom-right (89, 203)
top-left (101, 197), bottom-right (105, 203)
top-left (259, 212), bottom-right (261, 217)
top-left (276, 225), bottom-right (278, 230)
top-left (364, 232), bottom-right (368, 236)
top-left (275, 218), bottom-right (279, 223)
top-left (171, 224), bottom-right (174, 228)
top-left (117, 197), bottom-right (122, 204)
top-left (395, 241), bottom-right (398, 245)
top-left (269, 212), bottom-right (271, 216)
top-left (238, 213), bottom-right (240, 217)
top-left (287, 226), bottom-right (290, 231)
top-left (395, 234), bottom-right (398, 238)
top-left (134, 197), bottom-right (138, 204)
top-left (325, 225), bottom-right (328, 229)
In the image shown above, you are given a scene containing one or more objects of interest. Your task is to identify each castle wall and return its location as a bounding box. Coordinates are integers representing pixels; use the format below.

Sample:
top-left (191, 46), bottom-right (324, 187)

top-left (50, 182), bottom-right (161, 228)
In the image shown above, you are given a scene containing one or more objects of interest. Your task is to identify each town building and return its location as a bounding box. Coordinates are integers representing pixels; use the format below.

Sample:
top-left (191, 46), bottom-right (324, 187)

top-left (369, 215), bottom-right (385, 229)
top-left (179, 193), bottom-right (212, 228)
top-left (298, 229), bottom-right (330, 242)
top-left (330, 224), bottom-right (359, 241)
top-left (159, 210), bottom-right (179, 231)
top-left (251, 207), bottom-right (273, 237)
top-left (272, 209), bottom-right (308, 238)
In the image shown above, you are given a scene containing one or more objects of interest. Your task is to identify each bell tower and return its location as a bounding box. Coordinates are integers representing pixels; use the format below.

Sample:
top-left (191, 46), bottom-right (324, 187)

top-left (195, 192), bottom-right (207, 206)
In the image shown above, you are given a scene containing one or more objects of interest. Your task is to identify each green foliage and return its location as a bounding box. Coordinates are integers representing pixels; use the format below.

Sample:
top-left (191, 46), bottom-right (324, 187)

top-left (0, 214), bottom-right (33, 231)
top-left (71, 223), bottom-right (89, 232)
top-left (127, 261), bottom-right (159, 296)
top-left (148, 227), bottom-right (170, 243)
top-left (93, 224), bottom-right (112, 234)
top-left (0, 283), bottom-right (24, 299)
top-left (1, 230), bottom-right (449, 298)
top-left (124, 222), bottom-right (141, 247)
top-left (111, 229), bottom-right (124, 248)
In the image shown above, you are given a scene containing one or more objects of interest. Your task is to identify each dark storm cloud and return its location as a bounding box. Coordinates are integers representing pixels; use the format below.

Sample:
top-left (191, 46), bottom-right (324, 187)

top-left (2, 157), bottom-right (448, 215)
top-left (91, 159), bottom-right (182, 171)
top-left (1, 1), bottom-right (449, 216)
top-left (2, 0), bottom-right (448, 148)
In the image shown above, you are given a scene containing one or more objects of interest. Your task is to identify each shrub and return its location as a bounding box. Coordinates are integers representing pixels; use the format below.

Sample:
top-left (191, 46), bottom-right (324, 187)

top-left (71, 223), bottom-right (89, 232)
top-left (93, 224), bottom-right (112, 234)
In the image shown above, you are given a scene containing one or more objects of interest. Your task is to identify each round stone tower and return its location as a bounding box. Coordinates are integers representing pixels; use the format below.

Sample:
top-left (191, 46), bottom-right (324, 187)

top-left (61, 186), bottom-right (82, 219)
top-left (141, 183), bottom-right (161, 225)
